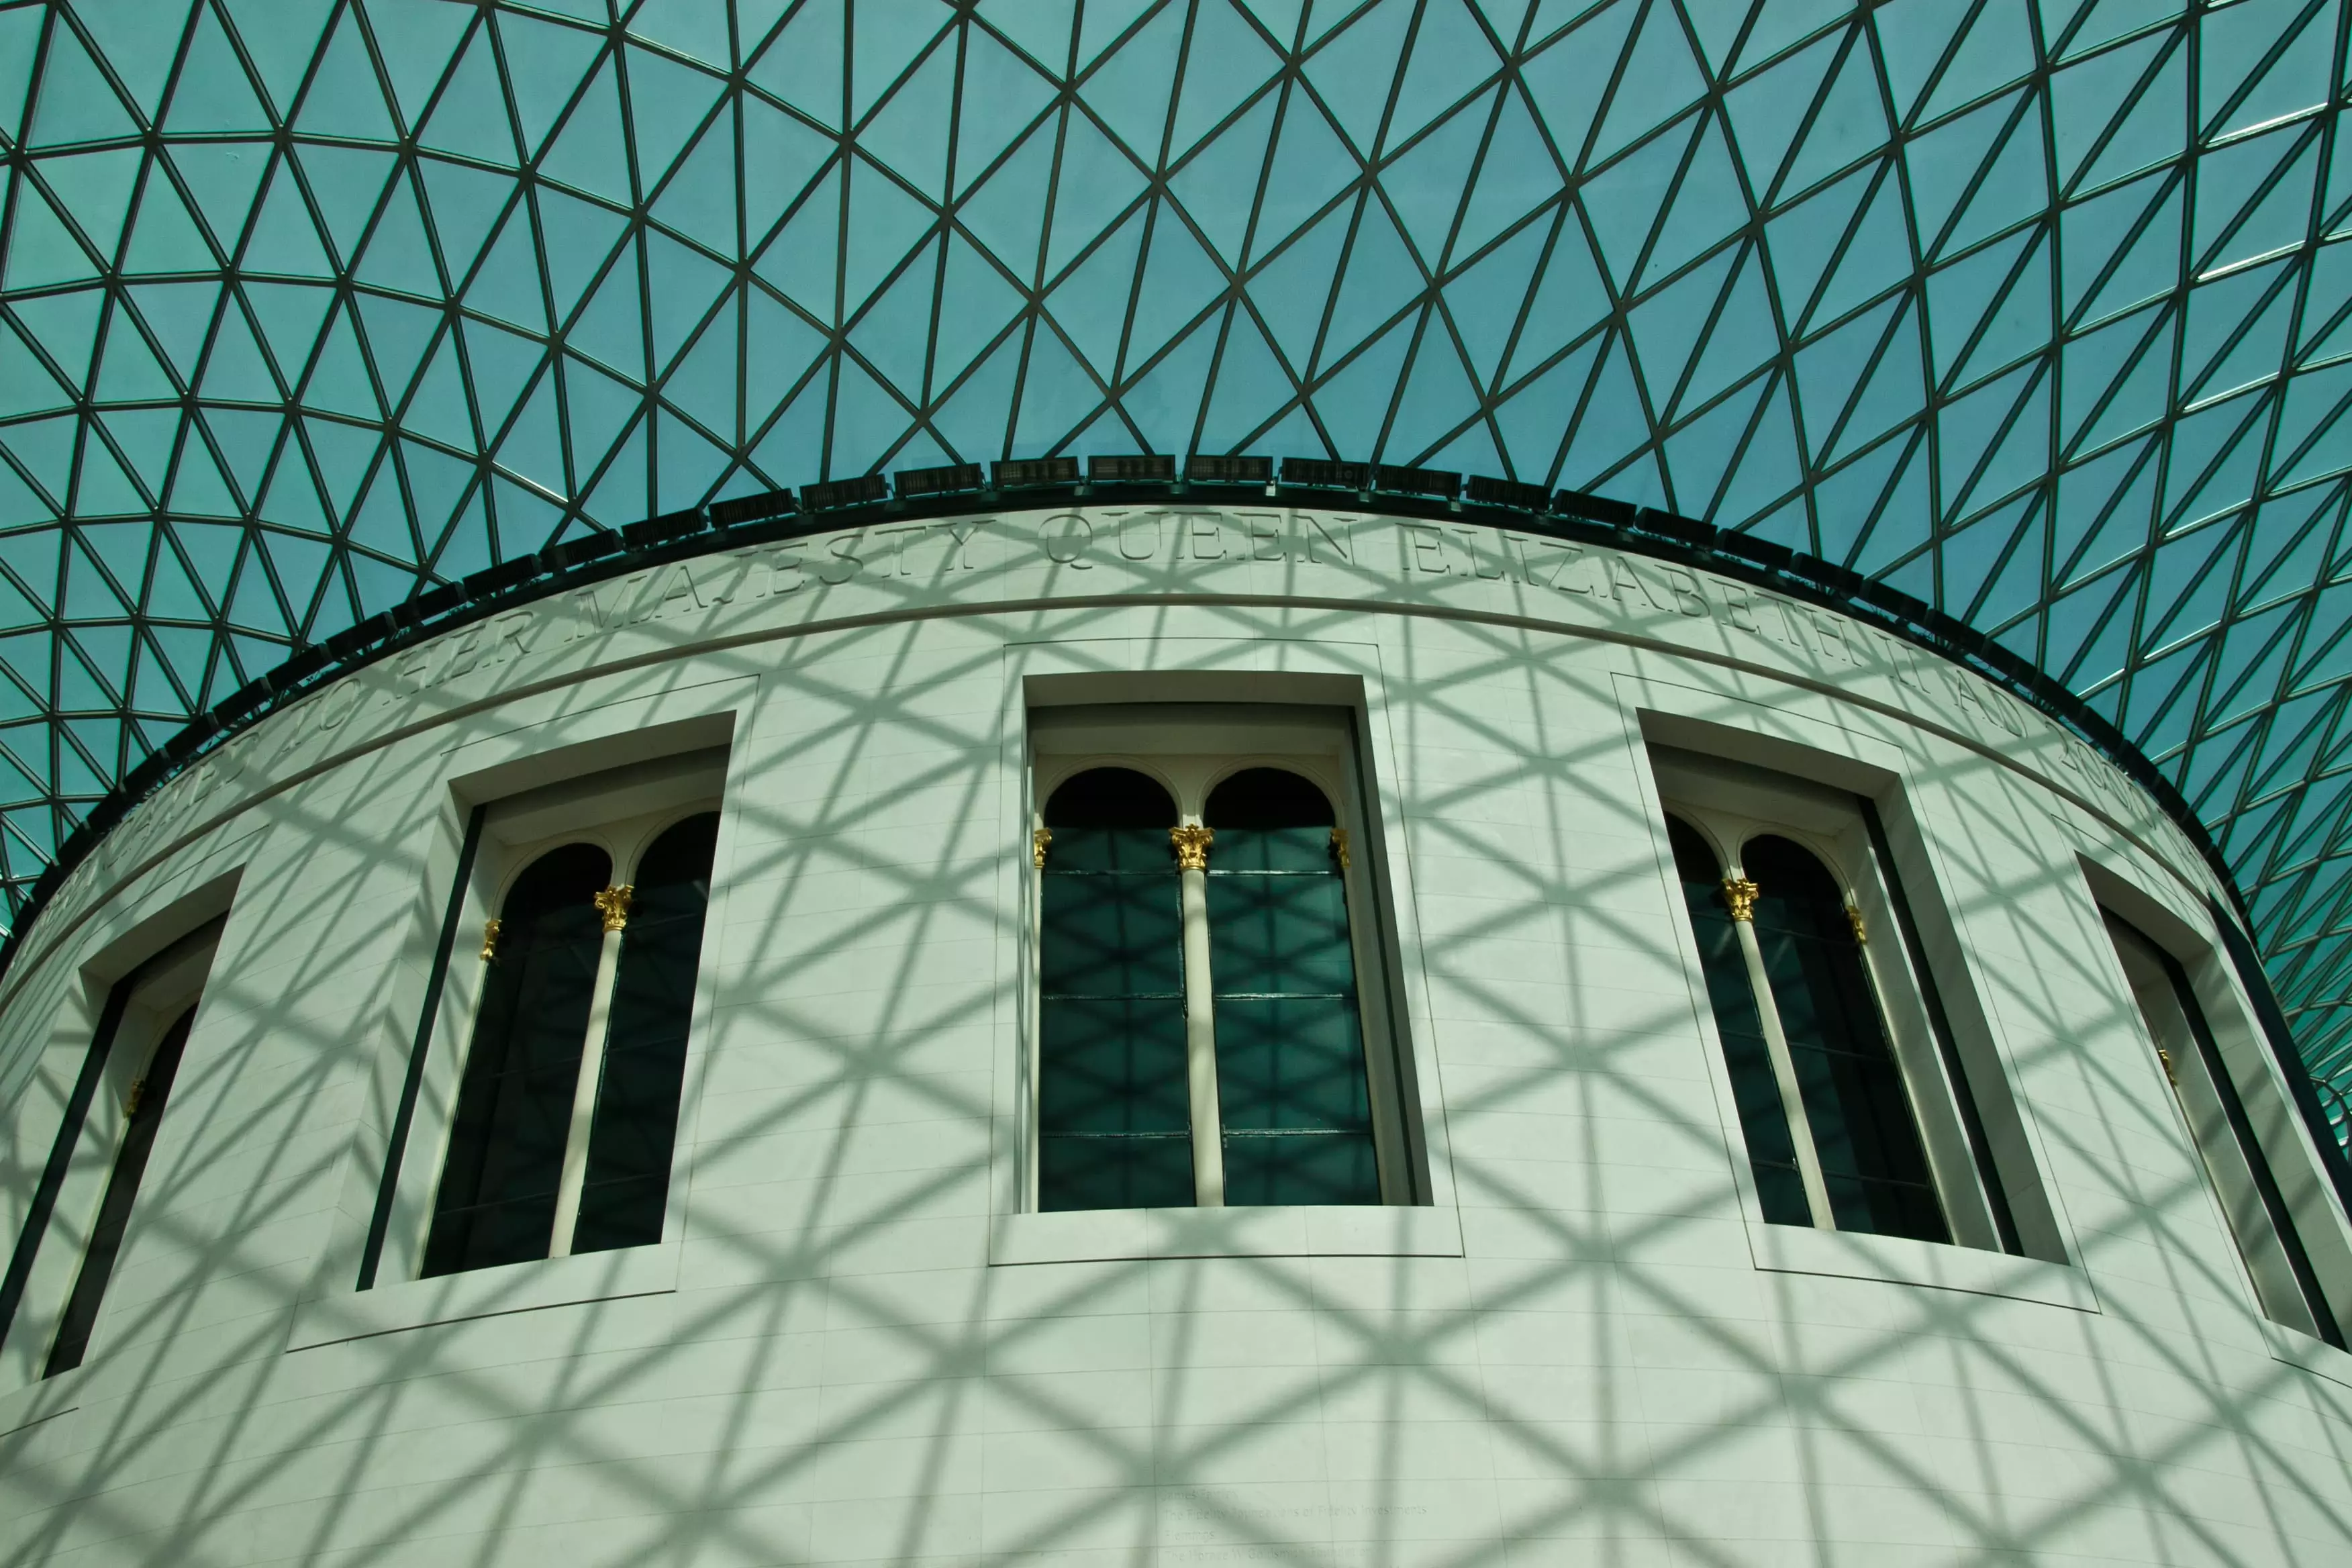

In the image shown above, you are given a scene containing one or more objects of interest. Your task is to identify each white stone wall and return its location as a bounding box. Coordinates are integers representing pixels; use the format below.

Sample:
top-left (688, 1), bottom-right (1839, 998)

top-left (0, 507), bottom-right (2344, 1565)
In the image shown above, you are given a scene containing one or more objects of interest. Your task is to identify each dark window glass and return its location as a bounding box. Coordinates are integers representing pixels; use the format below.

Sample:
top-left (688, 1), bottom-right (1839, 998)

top-left (1038, 768), bottom-right (1193, 1210)
top-left (424, 843), bottom-right (611, 1276)
top-left (2106, 914), bottom-right (2340, 1342)
top-left (1667, 818), bottom-right (1812, 1226)
top-left (44, 1007), bottom-right (196, 1376)
top-left (1745, 836), bottom-right (1947, 1242)
top-left (574, 814), bottom-right (719, 1255)
top-left (1206, 768), bottom-right (1379, 1206)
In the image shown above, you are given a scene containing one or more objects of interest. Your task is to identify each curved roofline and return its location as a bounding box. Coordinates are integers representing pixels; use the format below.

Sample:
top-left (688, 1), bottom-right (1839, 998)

top-left (1, 471), bottom-right (2247, 977)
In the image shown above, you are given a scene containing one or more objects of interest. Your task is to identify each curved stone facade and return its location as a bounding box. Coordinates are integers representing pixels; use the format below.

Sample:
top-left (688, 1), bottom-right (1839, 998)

top-left (0, 506), bottom-right (2347, 1565)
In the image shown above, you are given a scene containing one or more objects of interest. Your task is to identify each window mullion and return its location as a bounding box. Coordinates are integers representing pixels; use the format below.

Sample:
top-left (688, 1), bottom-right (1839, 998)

top-left (1175, 822), bottom-right (1226, 1207)
top-left (548, 883), bottom-right (632, 1257)
top-left (1726, 872), bottom-right (1839, 1230)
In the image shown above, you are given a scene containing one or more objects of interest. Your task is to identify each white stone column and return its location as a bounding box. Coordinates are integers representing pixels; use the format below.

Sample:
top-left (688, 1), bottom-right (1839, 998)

top-left (548, 883), bottom-right (631, 1257)
top-left (1173, 822), bottom-right (1224, 1207)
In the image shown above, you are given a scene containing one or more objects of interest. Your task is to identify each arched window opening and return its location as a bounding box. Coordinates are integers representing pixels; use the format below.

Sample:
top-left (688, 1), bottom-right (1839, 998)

top-left (1028, 708), bottom-right (1414, 1215)
top-left (573, 812), bottom-right (720, 1255)
top-left (426, 843), bottom-right (612, 1276)
top-left (2106, 912), bottom-right (2343, 1343)
top-left (1743, 835), bottom-right (1947, 1242)
top-left (1205, 769), bottom-right (1378, 1206)
top-left (44, 1006), bottom-right (197, 1376)
top-left (1037, 768), bottom-right (1192, 1212)
top-left (1668, 818), bottom-right (1810, 1226)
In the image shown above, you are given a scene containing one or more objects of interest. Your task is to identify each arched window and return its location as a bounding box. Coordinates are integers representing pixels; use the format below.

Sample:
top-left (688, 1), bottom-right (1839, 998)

top-left (1743, 835), bottom-right (1945, 1241)
top-left (575, 812), bottom-right (720, 1254)
top-left (1653, 743), bottom-right (1986, 1246)
top-left (426, 813), bottom-right (720, 1276)
top-left (1206, 768), bottom-right (1378, 1206)
top-left (45, 1006), bottom-right (196, 1375)
top-left (426, 844), bottom-right (611, 1275)
top-left (1667, 818), bottom-right (1810, 1226)
top-left (1036, 768), bottom-right (1193, 1212)
top-left (1030, 715), bottom-right (1407, 1214)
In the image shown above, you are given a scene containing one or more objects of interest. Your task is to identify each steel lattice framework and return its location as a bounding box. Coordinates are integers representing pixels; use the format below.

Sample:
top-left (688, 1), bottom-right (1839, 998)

top-left (1, 0), bottom-right (2350, 1104)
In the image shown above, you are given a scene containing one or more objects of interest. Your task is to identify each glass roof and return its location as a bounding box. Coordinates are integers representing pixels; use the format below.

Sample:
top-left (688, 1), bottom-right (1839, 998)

top-left (1, 0), bottom-right (2349, 1108)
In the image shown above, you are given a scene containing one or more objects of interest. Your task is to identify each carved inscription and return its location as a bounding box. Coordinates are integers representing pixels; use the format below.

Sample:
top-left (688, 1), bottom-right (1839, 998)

top-left (52, 505), bottom-right (2208, 939)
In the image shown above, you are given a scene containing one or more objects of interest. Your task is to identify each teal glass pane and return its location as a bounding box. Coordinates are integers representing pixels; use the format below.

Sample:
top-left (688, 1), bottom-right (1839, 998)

top-left (1744, 835), bottom-right (1949, 1242)
top-left (425, 841), bottom-right (611, 1277)
top-left (1204, 768), bottom-right (1377, 1206)
top-left (1667, 817), bottom-right (1811, 1226)
top-left (573, 812), bottom-right (717, 1256)
top-left (1037, 767), bottom-right (1191, 1211)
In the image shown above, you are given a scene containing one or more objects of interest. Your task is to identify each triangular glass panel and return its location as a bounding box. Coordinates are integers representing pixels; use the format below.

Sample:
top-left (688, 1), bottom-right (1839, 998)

top-left (499, 12), bottom-right (608, 158)
top-left (1442, 219), bottom-right (1547, 389)
top-left (924, 234), bottom-right (1026, 388)
top-left (1387, 0), bottom-right (1504, 147)
top-left (40, 148), bottom-right (142, 267)
top-left (5, 180), bottom-right (101, 289)
top-left (1579, 123), bottom-right (1689, 290)
top-left (93, 322), bottom-right (177, 405)
top-left (1514, 0), bottom-right (1635, 171)
top-left (1044, 111), bottom-right (1149, 280)
top-left (1169, 95), bottom-right (1279, 268)
top-left (12, 287), bottom-right (103, 393)
top-left (1202, 312), bottom-right (1304, 450)
top-left (859, 34), bottom-right (954, 201)
top-left (1076, 2), bottom-right (1180, 168)
top-left (121, 173), bottom-right (215, 275)
top-left (1302, 0), bottom-right (1414, 156)
top-left (295, 9), bottom-right (396, 142)
top-left (848, 238), bottom-right (941, 399)
top-left (842, 156), bottom-right (936, 315)
top-left (1253, 95), bottom-right (1358, 260)
top-left (1723, 32), bottom-right (1839, 201)
top-left (1046, 210), bottom-right (1146, 379)
top-left (1169, 0), bottom-right (1280, 161)
top-left (418, 30), bottom-right (518, 164)
top-left (1381, 93), bottom-right (1491, 268)
top-left (27, 23), bottom-right (136, 148)
top-left (540, 57), bottom-right (636, 206)
top-left (1387, 329), bottom-right (1483, 461)
top-left (645, 228), bottom-right (732, 373)
top-left (1778, 34), bottom-right (1890, 199)
top-left (1588, 0), bottom-right (1706, 164)
top-left (746, 0), bottom-right (846, 130)
top-left (663, 293), bottom-right (740, 440)
top-left (1250, 206), bottom-right (1351, 373)
top-left (1501, 218), bottom-right (1610, 387)
top-left (242, 160), bottom-right (335, 279)
top-left (372, 0), bottom-right (475, 132)
top-left (626, 44), bottom-right (728, 191)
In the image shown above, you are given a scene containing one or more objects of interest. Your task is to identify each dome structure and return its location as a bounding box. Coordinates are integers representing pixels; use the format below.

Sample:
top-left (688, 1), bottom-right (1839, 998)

top-left (1, 0), bottom-right (2350, 1110)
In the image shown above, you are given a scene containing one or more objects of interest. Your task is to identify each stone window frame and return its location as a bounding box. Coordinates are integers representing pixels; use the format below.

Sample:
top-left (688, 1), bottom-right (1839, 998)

top-left (1652, 746), bottom-right (2006, 1251)
top-left (1619, 673), bottom-right (2096, 1312)
top-left (987, 652), bottom-right (1461, 1268)
top-left (2080, 851), bottom-right (2352, 1367)
top-left (389, 749), bottom-right (728, 1286)
top-left (1026, 704), bottom-right (1414, 1212)
top-left (293, 693), bottom-right (747, 1352)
